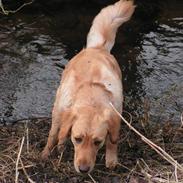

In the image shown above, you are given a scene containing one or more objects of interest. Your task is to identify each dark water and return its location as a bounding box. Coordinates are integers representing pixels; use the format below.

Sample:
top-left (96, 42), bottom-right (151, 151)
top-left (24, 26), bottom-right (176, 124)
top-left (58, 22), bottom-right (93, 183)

top-left (0, 1), bottom-right (182, 124)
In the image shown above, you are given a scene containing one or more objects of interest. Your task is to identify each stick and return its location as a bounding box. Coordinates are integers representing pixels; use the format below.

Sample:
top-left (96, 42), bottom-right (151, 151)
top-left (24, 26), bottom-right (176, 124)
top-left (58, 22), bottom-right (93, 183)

top-left (88, 173), bottom-right (97, 183)
top-left (15, 136), bottom-right (25, 183)
top-left (18, 164), bottom-right (35, 170)
top-left (0, 0), bottom-right (34, 15)
top-left (58, 150), bottom-right (64, 166)
top-left (26, 122), bottom-right (29, 154)
top-left (20, 158), bottom-right (36, 183)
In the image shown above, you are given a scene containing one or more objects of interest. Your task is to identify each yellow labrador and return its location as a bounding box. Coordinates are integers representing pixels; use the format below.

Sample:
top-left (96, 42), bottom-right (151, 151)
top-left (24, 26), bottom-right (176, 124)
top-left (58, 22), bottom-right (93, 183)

top-left (42, 0), bottom-right (135, 173)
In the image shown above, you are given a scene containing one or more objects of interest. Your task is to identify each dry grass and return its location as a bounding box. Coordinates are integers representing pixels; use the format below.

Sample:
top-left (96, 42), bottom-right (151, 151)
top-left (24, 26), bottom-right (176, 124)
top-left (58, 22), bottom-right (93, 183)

top-left (0, 114), bottom-right (183, 182)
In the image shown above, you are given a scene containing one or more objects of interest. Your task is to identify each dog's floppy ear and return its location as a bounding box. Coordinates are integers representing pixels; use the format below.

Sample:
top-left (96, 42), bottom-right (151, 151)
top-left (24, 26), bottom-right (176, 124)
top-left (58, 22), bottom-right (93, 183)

top-left (58, 108), bottom-right (77, 143)
top-left (104, 108), bottom-right (121, 144)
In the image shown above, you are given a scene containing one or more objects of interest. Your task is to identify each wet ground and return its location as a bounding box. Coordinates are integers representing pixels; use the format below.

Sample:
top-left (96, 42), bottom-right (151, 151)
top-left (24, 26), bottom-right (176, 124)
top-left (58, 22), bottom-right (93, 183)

top-left (0, 0), bottom-right (183, 124)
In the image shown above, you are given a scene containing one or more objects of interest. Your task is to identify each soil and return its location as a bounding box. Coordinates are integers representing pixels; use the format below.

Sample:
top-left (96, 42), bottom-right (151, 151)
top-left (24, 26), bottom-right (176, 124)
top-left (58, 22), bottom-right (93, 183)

top-left (0, 117), bottom-right (183, 183)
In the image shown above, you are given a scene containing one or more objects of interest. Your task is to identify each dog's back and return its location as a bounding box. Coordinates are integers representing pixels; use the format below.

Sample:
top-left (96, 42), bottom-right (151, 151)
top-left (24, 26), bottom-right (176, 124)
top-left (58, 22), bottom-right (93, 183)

top-left (61, 48), bottom-right (122, 112)
top-left (60, 0), bottom-right (135, 112)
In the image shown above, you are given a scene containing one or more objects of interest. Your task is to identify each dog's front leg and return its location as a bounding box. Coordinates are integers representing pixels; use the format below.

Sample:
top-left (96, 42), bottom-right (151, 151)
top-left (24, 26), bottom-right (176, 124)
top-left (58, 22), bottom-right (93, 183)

top-left (105, 135), bottom-right (118, 169)
top-left (41, 109), bottom-right (61, 160)
top-left (57, 109), bottom-right (74, 152)
top-left (41, 123), bottom-right (60, 160)
top-left (57, 124), bottom-right (71, 152)
top-left (105, 113), bottom-right (121, 168)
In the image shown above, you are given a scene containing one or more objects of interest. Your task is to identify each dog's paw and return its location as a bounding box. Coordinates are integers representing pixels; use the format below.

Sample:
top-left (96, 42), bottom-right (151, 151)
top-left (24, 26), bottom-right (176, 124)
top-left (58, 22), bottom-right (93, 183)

top-left (41, 148), bottom-right (50, 161)
top-left (57, 143), bottom-right (65, 152)
top-left (105, 154), bottom-right (118, 169)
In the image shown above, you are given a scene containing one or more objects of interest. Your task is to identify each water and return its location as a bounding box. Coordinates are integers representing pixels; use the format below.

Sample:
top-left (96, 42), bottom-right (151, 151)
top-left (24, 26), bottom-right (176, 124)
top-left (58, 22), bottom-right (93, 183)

top-left (0, 1), bottom-right (182, 124)
top-left (137, 17), bottom-right (183, 122)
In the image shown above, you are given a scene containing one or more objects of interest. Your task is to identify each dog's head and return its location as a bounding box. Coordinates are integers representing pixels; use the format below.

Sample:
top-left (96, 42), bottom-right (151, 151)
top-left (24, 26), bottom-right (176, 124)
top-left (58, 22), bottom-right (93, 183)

top-left (61, 106), bottom-right (119, 173)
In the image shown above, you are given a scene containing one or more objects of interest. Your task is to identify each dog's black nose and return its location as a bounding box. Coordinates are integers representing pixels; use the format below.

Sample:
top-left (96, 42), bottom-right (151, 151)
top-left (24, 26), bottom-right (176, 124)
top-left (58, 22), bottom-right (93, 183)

top-left (79, 165), bottom-right (90, 173)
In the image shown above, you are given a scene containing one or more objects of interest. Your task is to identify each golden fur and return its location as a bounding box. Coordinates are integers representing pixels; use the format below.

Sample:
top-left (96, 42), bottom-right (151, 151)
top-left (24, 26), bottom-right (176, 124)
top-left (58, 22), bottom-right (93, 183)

top-left (42, 0), bottom-right (135, 173)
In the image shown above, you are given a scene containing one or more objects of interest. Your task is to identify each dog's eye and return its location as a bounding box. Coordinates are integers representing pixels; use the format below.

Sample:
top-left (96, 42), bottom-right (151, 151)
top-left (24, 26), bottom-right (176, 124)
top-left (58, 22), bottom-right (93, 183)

top-left (75, 137), bottom-right (82, 144)
top-left (94, 140), bottom-right (102, 146)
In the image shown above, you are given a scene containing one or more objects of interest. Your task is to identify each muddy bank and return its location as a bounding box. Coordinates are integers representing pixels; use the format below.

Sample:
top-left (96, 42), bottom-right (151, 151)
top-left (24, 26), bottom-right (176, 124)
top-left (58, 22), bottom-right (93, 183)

top-left (0, 118), bottom-right (183, 182)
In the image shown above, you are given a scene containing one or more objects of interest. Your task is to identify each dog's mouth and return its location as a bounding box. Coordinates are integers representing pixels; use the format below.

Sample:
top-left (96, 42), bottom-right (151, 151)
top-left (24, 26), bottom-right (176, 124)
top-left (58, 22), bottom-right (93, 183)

top-left (74, 152), bottom-right (96, 174)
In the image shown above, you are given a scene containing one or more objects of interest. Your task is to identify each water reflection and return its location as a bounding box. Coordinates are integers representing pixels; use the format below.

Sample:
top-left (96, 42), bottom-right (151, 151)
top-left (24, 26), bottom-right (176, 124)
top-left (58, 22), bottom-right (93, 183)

top-left (138, 17), bottom-right (183, 122)
top-left (0, 17), bottom-right (67, 121)
top-left (120, 14), bottom-right (183, 122)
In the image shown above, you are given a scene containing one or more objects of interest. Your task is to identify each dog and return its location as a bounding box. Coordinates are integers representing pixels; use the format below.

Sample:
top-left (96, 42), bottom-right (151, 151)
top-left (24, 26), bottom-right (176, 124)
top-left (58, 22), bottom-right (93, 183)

top-left (42, 0), bottom-right (135, 173)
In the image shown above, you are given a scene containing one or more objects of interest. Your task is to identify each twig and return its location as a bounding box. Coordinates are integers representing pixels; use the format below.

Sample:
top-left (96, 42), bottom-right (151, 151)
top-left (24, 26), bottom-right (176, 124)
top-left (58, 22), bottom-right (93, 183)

top-left (0, 0), bottom-right (34, 15)
top-left (174, 162), bottom-right (178, 183)
top-left (20, 158), bottom-right (36, 183)
top-left (123, 110), bottom-right (133, 124)
top-left (0, 0), bottom-right (8, 15)
top-left (15, 136), bottom-right (25, 183)
top-left (110, 103), bottom-right (183, 172)
top-left (139, 158), bottom-right (152, 173)
top-left (181, 112), bottom-right (183, 127)
top-left (88, 173), bottom-right (97, 183)
top-left (151, 177), bottom-right (170, 183)
top-left (25, 122), bottom-right (29, 154)
top-left (10, 117), bottom-right (51, 125)
top-left (1, 154), bottom-right (15, 164)
top-left (18, 164), bottom-right (35, 170)
top-left (57, 150), bottom-right (64, 166)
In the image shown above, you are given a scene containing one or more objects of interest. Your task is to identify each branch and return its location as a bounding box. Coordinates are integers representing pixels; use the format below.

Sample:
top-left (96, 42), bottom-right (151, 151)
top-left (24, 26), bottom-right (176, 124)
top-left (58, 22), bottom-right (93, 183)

top-left (0, 0), bottom-right (34, 15)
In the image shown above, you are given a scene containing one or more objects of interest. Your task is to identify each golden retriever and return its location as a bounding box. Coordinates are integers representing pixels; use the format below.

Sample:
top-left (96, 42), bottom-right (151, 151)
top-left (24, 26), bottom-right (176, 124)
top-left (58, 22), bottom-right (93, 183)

top-left (42, 0), bottom-right (135, 173)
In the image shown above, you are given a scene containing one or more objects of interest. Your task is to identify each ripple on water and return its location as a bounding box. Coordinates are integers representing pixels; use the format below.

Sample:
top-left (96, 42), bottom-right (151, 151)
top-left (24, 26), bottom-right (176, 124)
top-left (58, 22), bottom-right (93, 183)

top-left (0, 20), bottom-right (68, 121)
top-left (136, 17), bottom-right (183, 122)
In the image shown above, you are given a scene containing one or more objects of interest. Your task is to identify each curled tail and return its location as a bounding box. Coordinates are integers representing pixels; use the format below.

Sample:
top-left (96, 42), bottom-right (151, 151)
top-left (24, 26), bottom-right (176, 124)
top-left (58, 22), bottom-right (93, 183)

top-left (86, 0), bottom-right (135, 52)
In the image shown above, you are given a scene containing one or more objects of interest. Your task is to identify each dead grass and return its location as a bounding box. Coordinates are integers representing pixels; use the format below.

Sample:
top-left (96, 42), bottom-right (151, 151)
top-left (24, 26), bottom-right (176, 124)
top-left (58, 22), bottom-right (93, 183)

top-left (0, 115), bottom-right (183, 183)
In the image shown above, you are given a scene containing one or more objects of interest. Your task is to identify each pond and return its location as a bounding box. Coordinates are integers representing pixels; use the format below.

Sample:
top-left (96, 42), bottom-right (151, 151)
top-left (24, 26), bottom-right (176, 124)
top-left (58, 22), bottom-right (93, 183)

top-left (0, 0), bottom-right (182, 125)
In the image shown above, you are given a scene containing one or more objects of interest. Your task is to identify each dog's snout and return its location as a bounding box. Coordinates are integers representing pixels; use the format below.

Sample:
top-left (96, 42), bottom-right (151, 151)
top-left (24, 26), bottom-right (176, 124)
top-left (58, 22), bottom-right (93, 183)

top-left (79, 165), bottom-right (90, 173)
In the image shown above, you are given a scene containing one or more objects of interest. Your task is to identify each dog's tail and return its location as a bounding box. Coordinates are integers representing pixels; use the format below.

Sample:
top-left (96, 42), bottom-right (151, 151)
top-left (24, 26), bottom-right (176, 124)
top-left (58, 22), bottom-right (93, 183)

top-left (86, 0), bottom-right (135, 52)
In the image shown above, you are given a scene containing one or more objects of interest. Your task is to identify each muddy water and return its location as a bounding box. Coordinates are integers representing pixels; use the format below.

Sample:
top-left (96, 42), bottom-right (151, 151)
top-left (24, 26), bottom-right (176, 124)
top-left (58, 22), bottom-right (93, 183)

top-left (0, 1), bottom-right (182, 124)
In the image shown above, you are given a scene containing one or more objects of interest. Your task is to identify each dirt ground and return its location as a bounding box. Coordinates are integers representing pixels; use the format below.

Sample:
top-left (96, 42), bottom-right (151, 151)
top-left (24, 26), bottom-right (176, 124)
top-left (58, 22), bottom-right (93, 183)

top-left (0, 115), bottom-right (183, 183)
